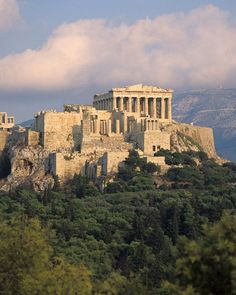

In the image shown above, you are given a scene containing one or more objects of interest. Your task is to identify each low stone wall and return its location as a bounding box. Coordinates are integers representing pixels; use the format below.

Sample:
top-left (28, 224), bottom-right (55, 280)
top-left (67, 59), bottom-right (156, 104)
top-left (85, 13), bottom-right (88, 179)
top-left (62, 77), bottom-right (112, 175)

top-left (102, 151), bottom-right (129, 176)
top-left (144, 156), bottom-right (168, 173)
top-left (49, 152), bottom-right (100, 182)
top-left (81, 134), bottom-right (133, 154)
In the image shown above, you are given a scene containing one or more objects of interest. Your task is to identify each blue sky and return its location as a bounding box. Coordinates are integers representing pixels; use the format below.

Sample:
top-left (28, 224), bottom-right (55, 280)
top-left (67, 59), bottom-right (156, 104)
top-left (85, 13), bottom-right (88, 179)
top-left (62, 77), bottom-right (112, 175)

top-left (0, 0), bottom-right (236, 121)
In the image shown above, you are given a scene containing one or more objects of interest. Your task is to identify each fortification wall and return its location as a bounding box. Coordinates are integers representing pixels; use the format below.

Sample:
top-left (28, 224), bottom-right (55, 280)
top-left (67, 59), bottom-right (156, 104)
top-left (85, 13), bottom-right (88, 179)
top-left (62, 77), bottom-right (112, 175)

top-left (8, 129), bottom-right (26, 147)
top-left (35, 112), bottom-right (83, 151)
top-left (0, 131), bottom-right (9, 152)
top-left (102, 151), bottom-right (129, 175)
top-left (26, 130), bottom-right (40, 146)
top-left (167, 123), bottom-right (217, 158)
top-left (49, 152), bottom-right (99, 182)
top-left (131, 130), bottom-right (170, 155)
top-left (144, 156), bottom-right (168, 173)
top-left (81, 134), bottom-right (133, 154)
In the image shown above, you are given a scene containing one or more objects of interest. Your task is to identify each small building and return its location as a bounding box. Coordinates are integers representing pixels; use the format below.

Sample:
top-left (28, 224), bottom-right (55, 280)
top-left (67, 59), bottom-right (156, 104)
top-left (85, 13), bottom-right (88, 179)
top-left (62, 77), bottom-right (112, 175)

top-left (0, 112), bottom-right (15, 130)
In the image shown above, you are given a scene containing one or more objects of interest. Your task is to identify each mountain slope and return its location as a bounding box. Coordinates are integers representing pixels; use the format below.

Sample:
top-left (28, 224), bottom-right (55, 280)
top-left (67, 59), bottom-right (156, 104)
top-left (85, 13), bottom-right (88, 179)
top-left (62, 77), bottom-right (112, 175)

top-left (173, 88), bottom-right (236, 161)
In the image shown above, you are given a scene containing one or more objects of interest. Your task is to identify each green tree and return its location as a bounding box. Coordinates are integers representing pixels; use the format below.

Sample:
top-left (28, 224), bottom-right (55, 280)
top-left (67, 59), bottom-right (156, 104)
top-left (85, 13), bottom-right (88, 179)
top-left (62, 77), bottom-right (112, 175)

top-left (0, 217), bottom-right (92, 295)
top-left (165, 213), bottom-right (236, 295)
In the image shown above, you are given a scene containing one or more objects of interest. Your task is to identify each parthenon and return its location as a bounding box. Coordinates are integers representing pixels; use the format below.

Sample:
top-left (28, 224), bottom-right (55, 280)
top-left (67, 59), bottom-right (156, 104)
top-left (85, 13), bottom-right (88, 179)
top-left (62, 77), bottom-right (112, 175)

top-left (93, 84), bottom-right (173, 120)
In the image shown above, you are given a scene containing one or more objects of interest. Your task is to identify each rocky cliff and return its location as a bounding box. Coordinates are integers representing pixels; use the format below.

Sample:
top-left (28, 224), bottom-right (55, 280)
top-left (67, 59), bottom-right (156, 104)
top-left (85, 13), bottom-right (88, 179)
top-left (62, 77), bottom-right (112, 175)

top-left (166, 122), bottom-right (217, 158)
top-left (0, 144), bottom-right (54, 192)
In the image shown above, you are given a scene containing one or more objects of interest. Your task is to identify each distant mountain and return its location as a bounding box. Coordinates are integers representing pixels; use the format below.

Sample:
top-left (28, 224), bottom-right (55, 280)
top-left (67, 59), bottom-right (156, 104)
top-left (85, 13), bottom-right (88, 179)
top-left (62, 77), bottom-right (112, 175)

top-left (18, 119), bottom-right (34, 128)
top-left (173, 88), bottom-right (236, 161)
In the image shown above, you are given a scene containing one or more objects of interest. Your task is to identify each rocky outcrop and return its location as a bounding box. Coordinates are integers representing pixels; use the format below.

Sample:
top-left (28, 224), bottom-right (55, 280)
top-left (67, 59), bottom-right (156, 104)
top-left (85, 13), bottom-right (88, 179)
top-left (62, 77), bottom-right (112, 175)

top-left (0, 145), bottom-right (54, 192)
top-left (165, 122), bottom-right (217, 158)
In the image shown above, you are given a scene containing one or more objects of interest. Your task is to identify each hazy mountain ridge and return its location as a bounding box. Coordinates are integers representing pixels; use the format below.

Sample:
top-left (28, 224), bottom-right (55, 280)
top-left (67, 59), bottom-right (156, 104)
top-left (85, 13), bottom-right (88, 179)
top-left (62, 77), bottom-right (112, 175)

top-left (173, 88), bottom-right (236, 161)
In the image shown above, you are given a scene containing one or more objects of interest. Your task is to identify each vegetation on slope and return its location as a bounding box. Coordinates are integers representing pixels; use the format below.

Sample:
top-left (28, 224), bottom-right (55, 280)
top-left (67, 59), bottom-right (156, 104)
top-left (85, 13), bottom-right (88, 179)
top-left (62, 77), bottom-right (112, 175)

top-left (0, 150), bottom-right (235, 294)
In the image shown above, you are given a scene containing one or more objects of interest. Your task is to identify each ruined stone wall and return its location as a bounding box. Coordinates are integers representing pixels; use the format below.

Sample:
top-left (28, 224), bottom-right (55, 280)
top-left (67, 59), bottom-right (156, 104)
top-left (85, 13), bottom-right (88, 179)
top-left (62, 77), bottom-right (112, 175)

top-left (26, 130), bottom-right (40, 146)
top-left (81, 134), bottom-right (133, 154)
top-left (49, 152), bottom-right (99, 182)
top-left (144, 156), bottom-right (168, 173)
top-left (131, 130), bottom-right (170, 156)
top-left (34, 112), bottom-right (83, 151)
top-left (0, 131), bottom-right (9, 152)
top-left (102, 151), bottom-right (129, 175)
top-left (167, 122), bottom-right (217, 158)
top-left (8, 129), bottom-right (26, 147)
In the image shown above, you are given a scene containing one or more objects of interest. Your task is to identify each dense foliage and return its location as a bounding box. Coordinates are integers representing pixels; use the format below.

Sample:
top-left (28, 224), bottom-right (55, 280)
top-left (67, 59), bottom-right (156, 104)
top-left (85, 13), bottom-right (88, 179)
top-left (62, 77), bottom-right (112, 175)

top-left (0, 150), bottom-right (235, 294)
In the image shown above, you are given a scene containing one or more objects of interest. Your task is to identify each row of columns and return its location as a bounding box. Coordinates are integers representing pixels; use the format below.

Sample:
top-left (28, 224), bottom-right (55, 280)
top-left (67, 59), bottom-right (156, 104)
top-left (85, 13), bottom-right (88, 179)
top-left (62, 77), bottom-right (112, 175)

top-left (93, 96), bottom-right (172, 120)
top-left (90, 119), bottom-right (115, 135)
top-left (89, 117), bottom-right (163, 135)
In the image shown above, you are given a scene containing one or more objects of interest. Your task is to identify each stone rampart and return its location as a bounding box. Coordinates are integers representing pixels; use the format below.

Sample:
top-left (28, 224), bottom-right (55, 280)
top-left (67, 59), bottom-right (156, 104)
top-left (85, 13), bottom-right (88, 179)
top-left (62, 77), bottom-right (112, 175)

top-left (130, 130), bottom-right (170, 156)
top-left (0, 131), bottom-right (9, 152)
top-left (81, 134), bottom-right (133, 154)
top-left (49, 152), bottom-right (100, 182)
top-left (34, 112), bottom-right (83, 151)
top-left (26, 130), bottom-right (40, 146)
top-left (102, 151), bottom-right (129, 176)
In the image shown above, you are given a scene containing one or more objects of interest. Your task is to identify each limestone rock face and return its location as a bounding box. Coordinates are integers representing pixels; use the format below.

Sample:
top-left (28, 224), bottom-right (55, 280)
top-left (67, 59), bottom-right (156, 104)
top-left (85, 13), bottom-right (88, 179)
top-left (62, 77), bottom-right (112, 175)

top-left (0, 145), bottom-right (54, 192)
top-left (165, 122), bottom-right (217, 158)
top-left (170, 131), bottom-right (201, 153)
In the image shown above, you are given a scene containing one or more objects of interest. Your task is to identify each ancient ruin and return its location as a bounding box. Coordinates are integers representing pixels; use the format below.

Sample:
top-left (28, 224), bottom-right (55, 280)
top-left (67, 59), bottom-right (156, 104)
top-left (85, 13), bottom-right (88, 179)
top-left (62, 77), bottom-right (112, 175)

top-left (0, 84), bottom-right (217, 191)
top-left (0, 112), bottom-right (14, 130)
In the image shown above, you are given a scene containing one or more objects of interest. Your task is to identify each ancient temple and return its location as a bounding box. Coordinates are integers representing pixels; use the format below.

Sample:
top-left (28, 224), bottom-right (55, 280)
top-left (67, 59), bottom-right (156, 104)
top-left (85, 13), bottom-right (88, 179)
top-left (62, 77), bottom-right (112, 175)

top-left (93, 84), bottom-right (173, 120)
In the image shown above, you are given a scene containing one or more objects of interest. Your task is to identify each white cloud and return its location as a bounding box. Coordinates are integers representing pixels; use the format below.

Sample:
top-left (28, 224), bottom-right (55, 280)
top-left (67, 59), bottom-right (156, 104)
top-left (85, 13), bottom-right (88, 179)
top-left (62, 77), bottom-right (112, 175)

top-left (0, 5), bottom-right (236, 91)
top-left (0, 0), bottom-right (21, 31)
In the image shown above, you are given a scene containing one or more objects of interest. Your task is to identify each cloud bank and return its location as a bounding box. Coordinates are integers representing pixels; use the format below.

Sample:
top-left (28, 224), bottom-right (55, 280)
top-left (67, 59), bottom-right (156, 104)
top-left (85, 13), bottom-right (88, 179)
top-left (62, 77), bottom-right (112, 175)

top-left (0, 0), bottom-right (21, 31)
top-left (0, 5), bottom-right (236, 91)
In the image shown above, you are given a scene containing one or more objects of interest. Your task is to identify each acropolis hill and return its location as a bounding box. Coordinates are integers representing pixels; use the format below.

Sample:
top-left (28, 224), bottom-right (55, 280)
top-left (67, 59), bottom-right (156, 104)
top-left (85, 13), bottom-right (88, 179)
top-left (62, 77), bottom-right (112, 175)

top-left (0, 84), bottom-right (217, 191)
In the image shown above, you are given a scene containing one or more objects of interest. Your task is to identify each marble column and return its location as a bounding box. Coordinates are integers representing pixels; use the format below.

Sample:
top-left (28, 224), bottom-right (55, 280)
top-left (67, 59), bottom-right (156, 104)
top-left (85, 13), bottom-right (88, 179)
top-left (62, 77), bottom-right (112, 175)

top-left (107, 119), bottom-right (112, 135)
top-left (116, 119), bottom-right (120, 134)
top-left (112, 97), bottom-right (116, 110)
top-left (145, 97), bottom-right (149, 116)
top-left (120, 97), bottom-right (124, 111)
top-left (161, 97), bottom-right (165, 119)
top-left (128, 97), bottom-right (132, 112)
top-left (103, 121), bottom-right (106, 134)
top-left (94, 119), bottom-right (99, 134)
top-left (168, 97), bottom-right (172, 120)
top-left (136, 97), bottom-right (140, 115)
top-left (153, 98), bottom-right (156, 118)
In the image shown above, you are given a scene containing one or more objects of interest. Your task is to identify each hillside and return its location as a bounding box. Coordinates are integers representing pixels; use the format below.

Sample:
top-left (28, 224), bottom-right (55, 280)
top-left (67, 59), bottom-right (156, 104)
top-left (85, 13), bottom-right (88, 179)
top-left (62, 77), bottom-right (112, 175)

top-left (0, 150), bottom-right (235, 294)
top-left (173, 88), bottom-right (236, 161)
